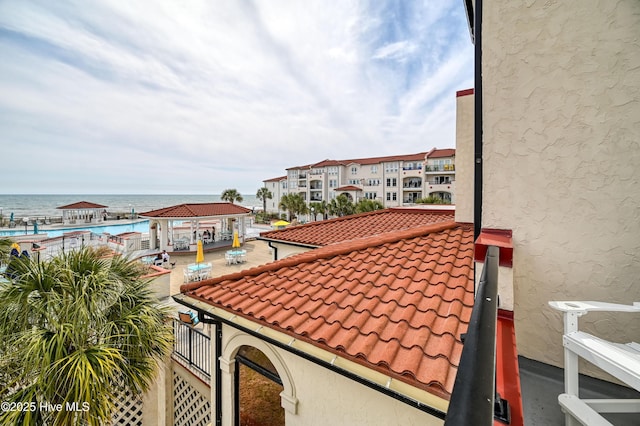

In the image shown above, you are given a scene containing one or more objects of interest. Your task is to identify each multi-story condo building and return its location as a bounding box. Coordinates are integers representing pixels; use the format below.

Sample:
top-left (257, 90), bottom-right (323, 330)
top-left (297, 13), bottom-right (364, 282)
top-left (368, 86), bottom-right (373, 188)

top-left (262, 149), bottom-right (455, 213)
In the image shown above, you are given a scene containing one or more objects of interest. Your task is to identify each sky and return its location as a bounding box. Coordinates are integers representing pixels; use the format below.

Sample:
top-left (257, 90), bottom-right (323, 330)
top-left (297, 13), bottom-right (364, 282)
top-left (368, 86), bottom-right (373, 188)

top-left (0, 1), bottom-right (473, 195)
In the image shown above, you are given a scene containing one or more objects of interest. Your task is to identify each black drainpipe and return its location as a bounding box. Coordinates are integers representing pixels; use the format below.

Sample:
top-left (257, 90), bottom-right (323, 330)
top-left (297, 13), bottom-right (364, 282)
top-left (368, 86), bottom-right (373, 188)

top-left (199, 313), bottom-right (222, 426)
top-left (268, 241), bottom-right (278, 260)
top-left (474, 0), bottom-right (483, 242)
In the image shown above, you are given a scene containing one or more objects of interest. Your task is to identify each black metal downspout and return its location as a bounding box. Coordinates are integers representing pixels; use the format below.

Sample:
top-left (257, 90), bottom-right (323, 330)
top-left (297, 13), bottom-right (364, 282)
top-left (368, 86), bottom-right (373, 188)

top-left (268, 241), bottom-right (278, 260)
top-left (474, 0), bottom-right (483, 241)
top-left (198, 314), bottom-right (222, 426)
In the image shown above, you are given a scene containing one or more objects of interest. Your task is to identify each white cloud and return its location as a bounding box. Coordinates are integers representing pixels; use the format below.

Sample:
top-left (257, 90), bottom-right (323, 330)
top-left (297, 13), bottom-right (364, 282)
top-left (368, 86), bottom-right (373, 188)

top-left (0, 0), bottom-right (473, 194)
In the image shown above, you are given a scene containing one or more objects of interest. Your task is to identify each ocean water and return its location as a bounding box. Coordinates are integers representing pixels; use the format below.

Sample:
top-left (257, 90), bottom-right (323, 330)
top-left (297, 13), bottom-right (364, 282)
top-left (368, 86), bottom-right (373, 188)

top-left (0, 194), bottom-right (260, 221)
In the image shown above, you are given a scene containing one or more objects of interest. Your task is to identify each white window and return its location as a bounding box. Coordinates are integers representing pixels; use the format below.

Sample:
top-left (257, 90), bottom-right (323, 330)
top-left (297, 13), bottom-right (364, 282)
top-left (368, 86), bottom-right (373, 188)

top-left (329, 179), bottom-right (338, 188)
top-left (386, 178), bottom-right (397, 187)
top-left (386, 192), bottom-right (397, 201)
top-left (371, 165), bottom-right (378, 174)
top-left (385, 162), bottom-right (398, 173)
top-left (351, 166), bottom-right (358, 175)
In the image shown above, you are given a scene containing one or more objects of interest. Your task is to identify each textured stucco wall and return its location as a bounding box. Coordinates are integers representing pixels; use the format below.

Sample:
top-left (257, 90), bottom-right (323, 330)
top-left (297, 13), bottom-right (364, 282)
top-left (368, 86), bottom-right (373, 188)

top-left (277, 349), bottom-right (444, 426)
top-left (482, 0), bottom-right (640, 371)
top-left (219, 326), bottom-right (443, 426)
top-left (454, 91), bottom-right (475, 224)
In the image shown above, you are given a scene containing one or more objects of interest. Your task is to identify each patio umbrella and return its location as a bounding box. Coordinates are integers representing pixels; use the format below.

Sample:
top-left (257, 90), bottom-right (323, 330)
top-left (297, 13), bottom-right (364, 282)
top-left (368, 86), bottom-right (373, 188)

top-left (33, 221), bottom-right (38, 234)
top-left (9, 212), bottom-right (14, 222)
top-left (232, 231), bottom-right (241, 248)
top-left (273, 220), bottom-right (290, 229)
top-left (196, 240), bottom-right (204, 264)
top-left (10, 242), bottom-right (20, 252)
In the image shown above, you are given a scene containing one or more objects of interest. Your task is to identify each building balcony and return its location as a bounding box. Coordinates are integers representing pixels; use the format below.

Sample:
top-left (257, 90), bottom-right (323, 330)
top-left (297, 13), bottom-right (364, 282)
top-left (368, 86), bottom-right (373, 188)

top-left (425, 164), bottom-right (455, 172)
top-left (426, 182), bottom-right (455, 192)
top-left (402, 165), bottom-right (423, 171)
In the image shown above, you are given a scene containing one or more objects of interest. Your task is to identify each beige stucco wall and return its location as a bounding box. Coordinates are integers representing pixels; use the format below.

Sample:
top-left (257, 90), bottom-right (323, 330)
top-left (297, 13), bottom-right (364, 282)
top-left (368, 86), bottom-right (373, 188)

top-left (454, 91), bottom-right (474, 224)
top-left (277, 350), bottom-right (443, 426)
top-left (219, 326), bottom-right (443, 426)
top-left (481, 0), bottom-right (640, 372)
top-left (270, 241), bottom-right (313, 261)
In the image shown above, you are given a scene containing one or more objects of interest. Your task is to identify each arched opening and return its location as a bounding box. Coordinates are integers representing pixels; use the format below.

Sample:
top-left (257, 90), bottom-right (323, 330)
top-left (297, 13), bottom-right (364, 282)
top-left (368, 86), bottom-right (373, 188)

top-left (235, 345), bottom-right (285, 426)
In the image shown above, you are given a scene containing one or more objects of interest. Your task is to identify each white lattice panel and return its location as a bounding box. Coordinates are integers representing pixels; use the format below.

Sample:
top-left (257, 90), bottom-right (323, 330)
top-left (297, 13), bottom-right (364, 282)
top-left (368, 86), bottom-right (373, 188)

top-left (112, 388), bottom-right (143, 426)
top-left (173, 371), bottom-right (211, 426)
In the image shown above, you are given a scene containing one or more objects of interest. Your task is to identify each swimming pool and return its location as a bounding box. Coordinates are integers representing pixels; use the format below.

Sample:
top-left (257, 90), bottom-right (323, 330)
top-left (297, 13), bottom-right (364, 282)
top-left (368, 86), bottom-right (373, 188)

top-left (0, 220), bottom-right (150, 239)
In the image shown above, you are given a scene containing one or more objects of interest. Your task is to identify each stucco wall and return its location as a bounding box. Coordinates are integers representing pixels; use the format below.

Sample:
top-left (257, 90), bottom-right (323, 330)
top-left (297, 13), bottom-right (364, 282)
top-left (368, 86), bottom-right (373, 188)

top-left (219, 326), bottom-right (443, 426)
top-left (277, 349), bottom-right (443, 426)
top-left (454, 91), bottom-right (475, 224)
top-left (271, 241), bottom-right (313, 261)
top-left (482, 0), bottom-right (640, 371)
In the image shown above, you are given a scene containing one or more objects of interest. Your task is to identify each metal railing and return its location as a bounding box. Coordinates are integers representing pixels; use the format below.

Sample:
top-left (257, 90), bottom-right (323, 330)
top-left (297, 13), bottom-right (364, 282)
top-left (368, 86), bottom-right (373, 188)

top-left (172, 318), bottom-right (211, 380)
top-left (444, 245), bottom-right (510, 425)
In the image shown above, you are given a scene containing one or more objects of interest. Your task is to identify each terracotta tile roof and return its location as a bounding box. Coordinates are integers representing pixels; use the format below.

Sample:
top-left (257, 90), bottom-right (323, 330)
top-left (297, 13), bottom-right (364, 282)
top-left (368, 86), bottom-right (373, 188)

top-left (259, 208), bottom-right (454, 247)
top-left (347, 152), bottom-right (428, 165)
top-left (56, 201), bottom-right (108, 210)
top-left (334, 185), bottom-right (362, 191)
top-left (182, 221), bottom-right (474, 399)
top-left (287, 152), bottom-right (429, 170)
top-left (138, 202), bottom-right (251, 218)
top-left (263, 176), bottom-right (287, 182)
top-left (427, 148), bottom-right (455, 158)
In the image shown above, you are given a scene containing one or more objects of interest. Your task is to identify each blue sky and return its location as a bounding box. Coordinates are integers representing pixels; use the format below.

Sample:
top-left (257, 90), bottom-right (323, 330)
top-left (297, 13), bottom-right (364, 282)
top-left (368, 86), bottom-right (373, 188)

top-left (0, 1), bottom-right (473, 194)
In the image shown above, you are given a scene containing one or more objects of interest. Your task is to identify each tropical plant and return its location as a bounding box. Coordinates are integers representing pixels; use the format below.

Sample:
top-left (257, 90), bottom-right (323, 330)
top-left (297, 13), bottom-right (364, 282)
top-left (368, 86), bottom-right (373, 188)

top-left (355, 198), bottom-right (385, 213)
top-left (279, 194), bottom-right (308, 222)
top-left (256, 187), bottom-right (273, 215)
top-left (328, 194), bottom-right (355, 217)
top-left (308, 202), bottom-right (322, 221)
top-left (416, 195), bottom-right (451, 205)
top-left (0, 237), bottom-right (12, 262)
top-left (0, 247), bottom-right (173, 426)
top-left (221, 189), bottom-right (244, 204)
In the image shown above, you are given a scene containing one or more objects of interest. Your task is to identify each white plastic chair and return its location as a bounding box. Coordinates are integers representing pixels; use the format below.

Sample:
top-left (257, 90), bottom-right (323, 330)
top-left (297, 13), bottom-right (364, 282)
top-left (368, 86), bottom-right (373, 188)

top-left (549, 301), bottom-right (640, 426)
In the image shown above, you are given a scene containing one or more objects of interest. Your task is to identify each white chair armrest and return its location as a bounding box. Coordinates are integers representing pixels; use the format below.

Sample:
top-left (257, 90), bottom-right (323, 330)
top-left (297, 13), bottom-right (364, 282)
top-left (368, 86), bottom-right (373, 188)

top-left (549, 301), bottom-right (640, 314)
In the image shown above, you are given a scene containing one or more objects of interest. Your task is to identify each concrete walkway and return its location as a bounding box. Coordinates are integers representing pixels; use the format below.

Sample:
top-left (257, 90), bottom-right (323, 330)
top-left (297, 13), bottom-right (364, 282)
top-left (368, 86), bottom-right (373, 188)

top-left (161, 239), bottom-right (274, 313)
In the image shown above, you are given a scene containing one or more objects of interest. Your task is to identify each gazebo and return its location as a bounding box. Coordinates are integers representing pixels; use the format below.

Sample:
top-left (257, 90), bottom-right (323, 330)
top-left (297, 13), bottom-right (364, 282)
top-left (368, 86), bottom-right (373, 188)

top-left (57, 201), bottom-right (108, 226)
top-left (138, 202), bottom-right (252, 252)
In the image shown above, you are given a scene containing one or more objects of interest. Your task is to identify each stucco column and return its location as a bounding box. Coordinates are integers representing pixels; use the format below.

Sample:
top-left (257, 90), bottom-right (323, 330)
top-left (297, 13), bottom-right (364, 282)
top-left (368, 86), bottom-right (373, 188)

top-left (159, 219), bottom-right (169, 252)
top-left (219, 356), bottom-right (236, 426)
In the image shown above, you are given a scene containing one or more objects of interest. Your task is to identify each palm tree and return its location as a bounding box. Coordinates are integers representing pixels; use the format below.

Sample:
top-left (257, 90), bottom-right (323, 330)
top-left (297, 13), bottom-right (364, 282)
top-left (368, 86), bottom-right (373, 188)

top-left (355, 198), bottom-right (385, 213)
top-left (256, 187), bottom-right (273, 215)
top-left (0, 247), bottom-right (173, 425)
top-left (221, 189), bottom-right (244, 204)
top-left (279, 193), bottom-right (308, 222)
top-left (329, 194), bottom-right (355, 217)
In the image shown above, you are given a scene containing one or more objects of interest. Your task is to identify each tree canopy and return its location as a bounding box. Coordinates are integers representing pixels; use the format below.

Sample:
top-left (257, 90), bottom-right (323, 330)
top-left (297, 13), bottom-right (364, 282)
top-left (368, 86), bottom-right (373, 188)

top-left (0, 247), bottom-right (173, 425)
top-left (221, 189), bottom-right (243, 204)
top-left (256, 187), bottom-right (273, 213)
top-left (279, 193), bottom-right (308, 221)
top-left (328, 194), bottom-right (355, 217)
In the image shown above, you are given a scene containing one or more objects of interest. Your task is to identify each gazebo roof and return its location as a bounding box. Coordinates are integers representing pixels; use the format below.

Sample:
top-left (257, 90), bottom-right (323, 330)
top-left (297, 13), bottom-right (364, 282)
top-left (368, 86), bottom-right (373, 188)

top-left (138, 202), bottom-right (251, 219)
top-left (57, 201), bottom-right (108, 210)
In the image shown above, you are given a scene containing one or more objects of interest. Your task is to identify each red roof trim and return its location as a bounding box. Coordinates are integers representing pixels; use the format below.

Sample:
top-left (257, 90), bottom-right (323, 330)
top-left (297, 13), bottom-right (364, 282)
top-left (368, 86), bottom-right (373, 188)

top-left (335, 185), bottom-right (362, 191)
top-left (456, 88), bottom-right (474, 97)
top-left (495, 314), bottom-right (524, 426)
top-left (57, 201), bottom-right (108, 210)
top-left (474, 229), bottom-right (513, 267)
